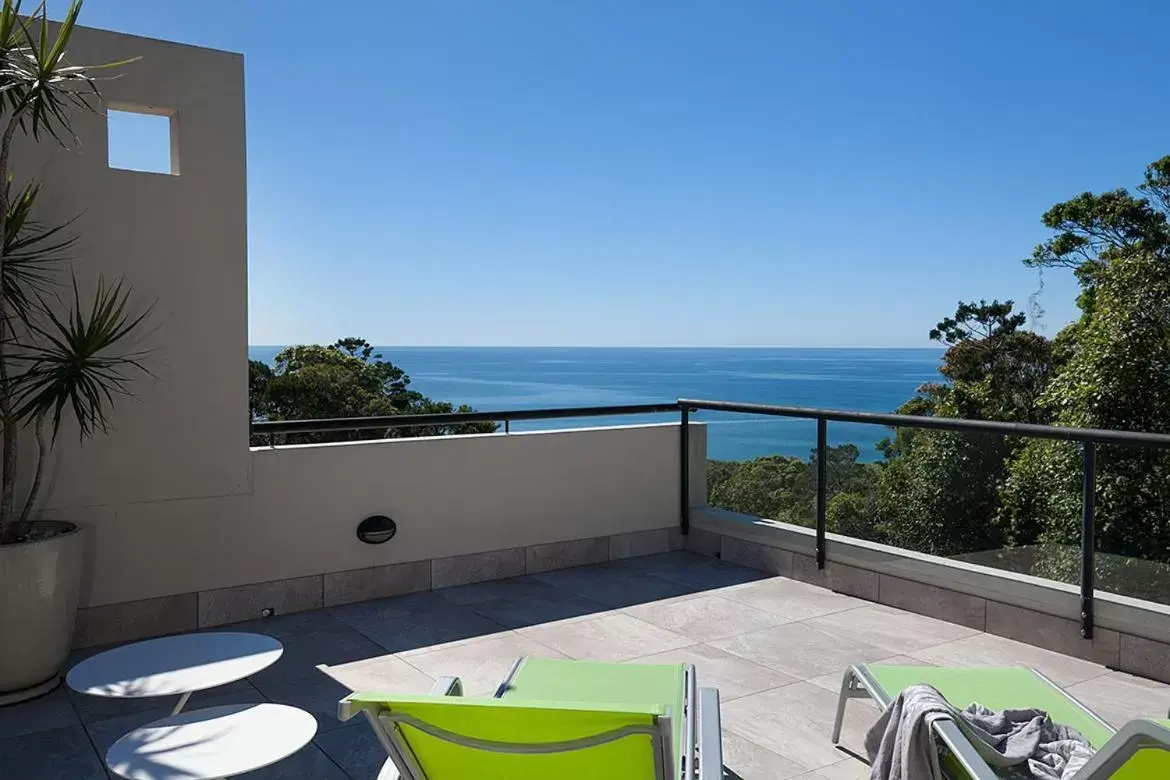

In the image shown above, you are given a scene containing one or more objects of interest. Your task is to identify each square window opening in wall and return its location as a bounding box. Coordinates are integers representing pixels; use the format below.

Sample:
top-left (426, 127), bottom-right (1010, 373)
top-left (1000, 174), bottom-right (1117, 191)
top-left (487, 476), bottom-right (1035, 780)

top-left (107, 105), bottom-right (179, 175)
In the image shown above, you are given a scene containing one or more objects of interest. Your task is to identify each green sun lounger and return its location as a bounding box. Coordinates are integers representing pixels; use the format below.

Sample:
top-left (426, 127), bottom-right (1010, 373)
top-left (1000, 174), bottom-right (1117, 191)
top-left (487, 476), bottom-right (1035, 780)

top-left (338, 656), bottom-right (723, 780)
top-left (833, 664), bottom-right (1170, 780)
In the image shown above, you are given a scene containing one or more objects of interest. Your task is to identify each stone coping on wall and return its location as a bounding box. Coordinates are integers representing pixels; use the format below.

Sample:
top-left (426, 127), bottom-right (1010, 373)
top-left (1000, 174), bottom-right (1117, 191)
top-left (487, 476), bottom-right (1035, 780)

top-left (687, 507), bottom-right (1170, 684)
top-left (74, 527), bottom-right (684, 649)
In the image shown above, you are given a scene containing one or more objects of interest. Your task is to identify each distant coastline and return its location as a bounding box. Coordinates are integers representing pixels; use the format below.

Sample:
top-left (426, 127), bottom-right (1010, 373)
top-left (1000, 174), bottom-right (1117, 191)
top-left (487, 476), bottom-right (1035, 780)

top-left (249, 346), bottom-right (942, 461)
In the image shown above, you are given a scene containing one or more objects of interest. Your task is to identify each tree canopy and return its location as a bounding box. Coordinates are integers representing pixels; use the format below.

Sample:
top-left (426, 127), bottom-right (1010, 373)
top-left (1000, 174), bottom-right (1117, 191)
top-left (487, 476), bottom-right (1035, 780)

top-left (249, 338), bottom-right (497, 444)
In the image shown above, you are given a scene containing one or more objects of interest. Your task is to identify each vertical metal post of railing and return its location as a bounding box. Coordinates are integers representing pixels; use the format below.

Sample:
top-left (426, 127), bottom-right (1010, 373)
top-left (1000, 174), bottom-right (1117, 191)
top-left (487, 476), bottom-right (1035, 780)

top-left (504, 419), bottom-right (510, 434)
top-left (815, 417), bottom-right (827, 569)
top-left (680, 405), bottom-right (691, 535)
top-left (1080, 441), bottom-right (1096, 639)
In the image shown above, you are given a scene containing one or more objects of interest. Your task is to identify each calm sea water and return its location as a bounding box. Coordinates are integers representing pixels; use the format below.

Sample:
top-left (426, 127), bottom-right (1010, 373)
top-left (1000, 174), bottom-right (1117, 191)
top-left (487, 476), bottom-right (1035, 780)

top-left (248, 346), bottom-right (943, 461)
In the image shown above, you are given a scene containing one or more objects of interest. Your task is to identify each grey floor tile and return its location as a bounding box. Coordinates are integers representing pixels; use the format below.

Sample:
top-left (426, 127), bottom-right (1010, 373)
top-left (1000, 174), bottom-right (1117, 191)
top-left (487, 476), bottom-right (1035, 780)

top-left (720, 577), bottom-right (867, 621)
top-left (532, 565), bottom-right (697, 608)
top-left (469, 590), bottom-right (611, 629)
top-left (250, 629), bottom-right (390, 687)
top-left (251, 668), bottom-right (356, 733)
top-left (330, 592), bottom-right (462, 622)
top-left (711, 623), bottom-right (888, 680)
top-left (807, 655), bottom-right (929, 694)
top-left (217, 609), bottom-right (350, 640)
top-left (605, 551), bottom-right (714, 579)
top-left (629, 643), bottom-right (798, 701)
top-left (320, 654), bottom-right (435, 694)
top-left (722, 682), bottom-right (876, 772)
top-left (0, 725), bottom-right (106, 780)
top-left (404, 633), bottom-right (567, 696)
top-left (806, 604), bottom-right (980, 655)
top-left (722, 728), bottom-right (809, 780)
top-left (624, 594), bottom-right (788, 642)
top-left (66, 644), bottom-right (112, 666)
top-left (242, 741), bottom-right (349, 779)
top-left (1065, 670), bottom-right (1170, 728)
top-left (356, 612), bottom-right (510, 654)
top-left (520, 613), bottom-right (694, 662)
top-left (314, 721), bottom-right (391, 780)
top-left (910, 633), bottom-right (1111, 687)
top-left (800, 756), bottom-right (872, 780)
top-left (651, 559), bottom-right (770, 590)
top-left (434, 576), bottom-right (560, 606)
top-left (67, 677), bottom-right (258, 725)
top-left (0, 686), bottom-right (79, 739)
top-left (331, 594), bottom-right (510, 653)
top-left (84, 685), bottom-right (268, 756)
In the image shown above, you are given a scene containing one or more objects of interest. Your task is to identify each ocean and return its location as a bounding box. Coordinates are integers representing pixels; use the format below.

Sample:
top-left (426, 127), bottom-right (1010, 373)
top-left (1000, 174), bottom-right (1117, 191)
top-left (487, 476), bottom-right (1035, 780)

top-left (248, 346), bottom-right (943, 461)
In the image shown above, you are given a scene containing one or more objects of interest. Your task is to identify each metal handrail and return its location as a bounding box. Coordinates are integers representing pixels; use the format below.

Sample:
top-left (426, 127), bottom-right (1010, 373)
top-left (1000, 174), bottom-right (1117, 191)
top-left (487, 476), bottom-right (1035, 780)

top-left (251, 403), bottom-right (680, 435)
top-left (677, 398), bottom-right (1170, 449)
top-left (677, 398), bottom-right (1170, 640)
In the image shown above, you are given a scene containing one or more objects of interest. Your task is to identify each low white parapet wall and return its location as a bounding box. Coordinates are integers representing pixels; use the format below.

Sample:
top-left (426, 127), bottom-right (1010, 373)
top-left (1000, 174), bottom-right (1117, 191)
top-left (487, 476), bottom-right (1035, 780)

top-left (70, 422), bottom-right (706, 647)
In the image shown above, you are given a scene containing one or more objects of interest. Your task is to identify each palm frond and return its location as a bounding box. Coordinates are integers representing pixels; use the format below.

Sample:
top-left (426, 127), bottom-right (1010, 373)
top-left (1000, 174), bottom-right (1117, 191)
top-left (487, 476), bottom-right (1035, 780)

top-left (12, 275), bottom-right (153, 442)
top-left (0, 1), bottom-right (25, 54)
top-left (13, 2), bottom-right (93, 142)
top-left (1, 1), bottom-right (135, 145)
top-left (2, 181), bottom-right (74, 321)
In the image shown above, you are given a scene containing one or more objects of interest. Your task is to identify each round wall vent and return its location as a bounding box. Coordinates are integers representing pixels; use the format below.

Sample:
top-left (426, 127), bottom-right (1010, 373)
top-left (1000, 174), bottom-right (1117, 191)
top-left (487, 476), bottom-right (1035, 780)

top-left (356, 515), bottom-right (397, 545)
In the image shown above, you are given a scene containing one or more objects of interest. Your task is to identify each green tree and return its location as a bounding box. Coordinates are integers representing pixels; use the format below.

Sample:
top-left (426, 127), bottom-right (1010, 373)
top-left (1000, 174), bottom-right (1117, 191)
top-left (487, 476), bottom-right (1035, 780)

top-left (1000, 158), bottom-right (1170, 562)
top-left (708, 454), bottom-right (812, 525)
top-left (876, 428), bottom-right (1009, 555)
top-left (928, 299), bottom-right (1054, 424)
top-left (1026, 158), bottom-right (1169, 277)
top-left (707, 444), bottom-right (879, 529)
top-left (1002, 237), bottom-right (1170, 560)
top-left (250, 338), bottom-right (497, 444)
top-left (814, 443), bottom-right (876, 496)
top-left (826, 491), bottom-right (880, 540)
top-left (874, 300), bottom-right (1052, 556)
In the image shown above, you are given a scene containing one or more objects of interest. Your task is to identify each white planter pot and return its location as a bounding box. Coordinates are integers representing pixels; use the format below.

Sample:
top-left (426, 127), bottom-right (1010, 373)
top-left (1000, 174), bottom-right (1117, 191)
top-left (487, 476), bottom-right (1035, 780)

top-left (0, 521), bottom-right (84, 704)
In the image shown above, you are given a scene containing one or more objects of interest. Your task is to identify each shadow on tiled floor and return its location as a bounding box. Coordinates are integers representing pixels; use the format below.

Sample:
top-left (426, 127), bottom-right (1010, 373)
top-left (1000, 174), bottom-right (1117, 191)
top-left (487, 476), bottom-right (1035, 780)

top-left (2, 551), bottom-right (1166, 779)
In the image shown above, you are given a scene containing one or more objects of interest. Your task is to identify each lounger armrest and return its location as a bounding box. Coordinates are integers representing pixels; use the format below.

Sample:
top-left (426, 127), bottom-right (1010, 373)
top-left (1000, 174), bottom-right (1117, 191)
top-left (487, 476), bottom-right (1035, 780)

top-left (1063, 718), bottom-right (1170, 780)
top-left (433, 676), bottom-right (463, 697)
top-left (697, 687), bottom-right (722, 780)
top-left (339, 675), bottom-right (465, 721)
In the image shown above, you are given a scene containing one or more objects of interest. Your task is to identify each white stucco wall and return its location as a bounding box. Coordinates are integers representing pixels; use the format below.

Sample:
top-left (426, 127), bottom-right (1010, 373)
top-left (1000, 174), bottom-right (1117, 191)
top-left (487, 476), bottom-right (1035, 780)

top-left (79, 423), bottom-right (702, 606)
top-left (12, 26), bottom-right (250, 509)
top-left (11, 26), bottom-right (702, 610)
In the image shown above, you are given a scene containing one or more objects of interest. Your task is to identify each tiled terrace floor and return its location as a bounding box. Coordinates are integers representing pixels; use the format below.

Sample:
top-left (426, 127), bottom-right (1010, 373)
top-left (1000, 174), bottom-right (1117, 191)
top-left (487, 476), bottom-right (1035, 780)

top-left (3, 552), bottom-right (1168, 779)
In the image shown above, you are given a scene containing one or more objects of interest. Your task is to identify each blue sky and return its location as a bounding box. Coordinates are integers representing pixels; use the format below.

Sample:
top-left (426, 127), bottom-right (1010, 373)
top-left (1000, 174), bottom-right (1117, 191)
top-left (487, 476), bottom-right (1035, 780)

top-left (70, 0), bottom-right (1169, 347)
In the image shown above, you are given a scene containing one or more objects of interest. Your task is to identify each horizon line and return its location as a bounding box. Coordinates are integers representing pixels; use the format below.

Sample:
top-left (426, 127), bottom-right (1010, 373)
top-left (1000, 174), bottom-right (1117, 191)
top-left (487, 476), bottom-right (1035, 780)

top-left (247, 343), bottom-right (943, 350)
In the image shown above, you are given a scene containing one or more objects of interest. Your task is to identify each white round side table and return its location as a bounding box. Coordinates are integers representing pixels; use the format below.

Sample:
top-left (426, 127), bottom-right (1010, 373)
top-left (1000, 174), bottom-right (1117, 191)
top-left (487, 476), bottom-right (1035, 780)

top-left (66, 632), bottom-right (283, 715)
top-left (105, 703), bottom-right (317, 780)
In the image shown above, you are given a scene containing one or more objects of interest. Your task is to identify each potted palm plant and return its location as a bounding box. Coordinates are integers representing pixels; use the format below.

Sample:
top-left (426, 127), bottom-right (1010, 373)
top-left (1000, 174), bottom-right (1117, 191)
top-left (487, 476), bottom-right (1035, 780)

top-left (0, 0), bottom-right (149, 704)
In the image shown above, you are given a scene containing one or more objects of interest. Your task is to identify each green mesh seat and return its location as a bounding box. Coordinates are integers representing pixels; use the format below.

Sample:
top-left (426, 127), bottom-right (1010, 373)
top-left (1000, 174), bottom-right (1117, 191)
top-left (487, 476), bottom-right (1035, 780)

top-left (339, 656), bottom-right (722, 780)
top-left (833, 663), bottom-right (1170, 780)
